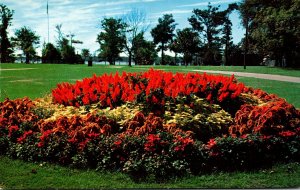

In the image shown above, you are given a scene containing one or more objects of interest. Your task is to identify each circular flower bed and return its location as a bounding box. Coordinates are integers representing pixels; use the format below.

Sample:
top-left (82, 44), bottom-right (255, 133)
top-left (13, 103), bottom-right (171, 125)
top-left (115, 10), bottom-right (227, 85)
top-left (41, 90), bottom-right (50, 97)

top-left (0, 69), bottom-right (299, 180)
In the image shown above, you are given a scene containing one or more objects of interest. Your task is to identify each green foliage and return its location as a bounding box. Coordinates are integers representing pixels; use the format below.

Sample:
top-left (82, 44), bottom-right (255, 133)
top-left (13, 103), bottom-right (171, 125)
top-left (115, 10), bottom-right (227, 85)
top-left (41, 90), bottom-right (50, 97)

top-left (173, 28), bottom-right (201, 66)
top-left (97, 17), bottom-right (126, 65)
top-left (189, 4), bottom-right (224, 50)
top-left (239, 0), bottom-right (300, 67)
top-left (0, 4), bottom-right (14, 63)
top-left (61, 39), bottom-right (76, 63)
top-left (221, 3), bottom-right (238, 65)
top-left (151, 14), bottom-right (176, 65)
top-left (189, 3), bottom-right (237, 65)
top-left (13, 26), bottom-right (39, 64)
top-left (54, 24), bottom-right (83, 64)
top-left (132, 33), bottom-right (157, 65)
top-left (81, 48), bottom-right (90, 61)
top-left (42, 42), bottom-right (61, 63)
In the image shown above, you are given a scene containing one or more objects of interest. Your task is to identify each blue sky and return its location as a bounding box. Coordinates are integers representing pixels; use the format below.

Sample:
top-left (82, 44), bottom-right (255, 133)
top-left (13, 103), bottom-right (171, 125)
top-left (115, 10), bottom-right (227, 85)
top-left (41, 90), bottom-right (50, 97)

top-left (2, 0), bottom-right (244, 56)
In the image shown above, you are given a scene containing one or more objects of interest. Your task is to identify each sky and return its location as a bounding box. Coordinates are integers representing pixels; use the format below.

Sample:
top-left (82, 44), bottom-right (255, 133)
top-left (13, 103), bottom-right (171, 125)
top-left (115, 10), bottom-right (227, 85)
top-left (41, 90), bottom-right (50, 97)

top-left (2, 0), bottom-right (244, 56)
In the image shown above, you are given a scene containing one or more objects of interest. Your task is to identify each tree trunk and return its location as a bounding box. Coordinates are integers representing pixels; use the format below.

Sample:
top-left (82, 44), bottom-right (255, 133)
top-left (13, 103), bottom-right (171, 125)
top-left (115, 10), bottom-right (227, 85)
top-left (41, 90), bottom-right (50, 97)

top-left (243, 18), bottom-right (249, 70)
top-left (161, 42), bottom-right (164, 65)
top-left (224, 44), bottom-right (228, 66)
top-left (25, 53), bottom-right (30, 64)
top-left (128, 51), bottom-right (132, 67)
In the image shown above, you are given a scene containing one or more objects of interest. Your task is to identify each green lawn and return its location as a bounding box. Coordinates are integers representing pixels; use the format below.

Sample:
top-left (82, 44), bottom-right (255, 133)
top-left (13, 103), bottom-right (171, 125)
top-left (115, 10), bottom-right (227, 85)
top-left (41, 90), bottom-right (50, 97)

top-left (1, 64), bottom-right (300, 107)
top-left (0, 156), bottom-right (299, 189)
top-left (0, 63), bottom-right (300, 189)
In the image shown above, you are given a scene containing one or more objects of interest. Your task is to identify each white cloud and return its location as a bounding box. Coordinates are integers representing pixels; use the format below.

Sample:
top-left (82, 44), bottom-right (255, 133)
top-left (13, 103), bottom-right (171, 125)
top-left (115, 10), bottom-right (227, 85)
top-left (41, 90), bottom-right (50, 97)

top-left (178, 0), bottom-right (238, 8)
top-left (154, 9), bottom-right (191, 15)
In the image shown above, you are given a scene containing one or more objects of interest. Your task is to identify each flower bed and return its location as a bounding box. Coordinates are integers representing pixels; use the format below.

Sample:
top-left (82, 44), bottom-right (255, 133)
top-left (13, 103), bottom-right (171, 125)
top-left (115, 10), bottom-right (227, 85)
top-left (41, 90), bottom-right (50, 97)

top-left (0, 69), bottom-right (299, 180)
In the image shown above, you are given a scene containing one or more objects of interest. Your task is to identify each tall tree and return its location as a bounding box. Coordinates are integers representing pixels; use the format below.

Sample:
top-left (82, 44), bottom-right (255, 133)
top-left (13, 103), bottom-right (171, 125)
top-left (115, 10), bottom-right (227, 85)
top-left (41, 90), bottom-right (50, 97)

top-left (239, 0), bottom-right (300, 67)
top-left (189, 3), bottom-right (224, 50)
top-left (151, 14), bottom-right (176, 65)
top-left (174, 28), bottom-right (201, 66)
top-left (55, 24), bottom-right (78, 64)
top-left (81, 48), bottom-right (90, 62)
top-left (189, 3), bottom-right (225, 65)
top-left (221, 3), bottom-right (238, 65)
top-left (13, 26), bottom-right (39, 64)
top-left (42, 42), bottom-right (61, 63)
top-left (122, 8), bottom-right (148, 66)
top-left (132, 32), bottom-right (157, 65)
top-left (97, 17), bottom-right (125, 65)
top-left (0, 4), bottom-right (14, 63)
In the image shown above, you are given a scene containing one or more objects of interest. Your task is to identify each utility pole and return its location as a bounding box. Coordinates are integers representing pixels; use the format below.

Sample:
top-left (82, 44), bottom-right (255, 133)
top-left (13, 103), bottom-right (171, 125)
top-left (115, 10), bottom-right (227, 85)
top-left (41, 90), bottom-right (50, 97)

top-left (47, 0), bottom-right (49, 44)
top-left (243, 17), bottom-right (248, 70)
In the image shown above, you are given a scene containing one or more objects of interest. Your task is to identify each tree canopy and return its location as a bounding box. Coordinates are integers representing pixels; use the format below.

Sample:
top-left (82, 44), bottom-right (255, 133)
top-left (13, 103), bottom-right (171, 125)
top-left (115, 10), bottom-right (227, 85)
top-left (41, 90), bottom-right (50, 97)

top-left (0, 4), bottom-right (14, 63)
top-left (42, 42), bottom-right (61, 64)
top-left (174, 28), bottom-right (201, 66)
top-left (1, 2), bottom-right (299, 67)
top-left (132, 32), bottom-right (157, 65)
top-left (151, 14), bottom-right (176, 65)
top-left (13, 26), bottom-right (39, 64)
top-left (239, 0), bottom-right (300, 67)
top-left (97, 17), bottom-right (126, 65)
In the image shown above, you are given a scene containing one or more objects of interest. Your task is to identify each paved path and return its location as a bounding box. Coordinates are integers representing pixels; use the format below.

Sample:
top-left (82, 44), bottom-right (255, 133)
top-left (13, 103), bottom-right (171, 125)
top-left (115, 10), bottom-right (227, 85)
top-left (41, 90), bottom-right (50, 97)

top-left (0, 68), bottom-right (37, 71)
top-left (192, 69), bottom-right (300, 83)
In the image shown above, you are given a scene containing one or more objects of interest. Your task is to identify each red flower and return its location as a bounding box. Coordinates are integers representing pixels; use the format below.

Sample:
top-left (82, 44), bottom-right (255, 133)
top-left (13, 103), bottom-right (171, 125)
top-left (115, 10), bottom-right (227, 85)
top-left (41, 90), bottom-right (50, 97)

top-left (173, 135), bottom-right (194, 152)
top-left (8, 125), bottom-right (19, 137)
top-left (82, 95), bottom-right (90, 105)
top-left (144, 134), bottom-right (161, 152)
top-left (206, 138), bottom-right (217, 149)
top-left (114, 140), bottom-right (122, 147)
top-left (37, 142), bottom-right (44, 148)
top-left (17, 130), bottom-right (33, 144)
top-left (52, 69), bottom-right (245, 108)
top-left (206, 93), bottom-right (212, 101)
top-left (279, 130), bottom-right (296, 137)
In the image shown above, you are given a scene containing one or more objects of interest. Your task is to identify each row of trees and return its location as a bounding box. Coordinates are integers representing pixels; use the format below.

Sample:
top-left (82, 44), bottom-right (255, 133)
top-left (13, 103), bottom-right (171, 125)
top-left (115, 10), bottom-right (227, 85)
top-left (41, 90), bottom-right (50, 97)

top-left (239, 0), bottom-right (299, 67)
top-left (1, 1), bottom-right (299, 67)
top-left (96, 0), bottom-right (299, 67)
top-left (96, 4), bottom-right (237, 66)
top-left (0, 4), bottom-right (85, 64)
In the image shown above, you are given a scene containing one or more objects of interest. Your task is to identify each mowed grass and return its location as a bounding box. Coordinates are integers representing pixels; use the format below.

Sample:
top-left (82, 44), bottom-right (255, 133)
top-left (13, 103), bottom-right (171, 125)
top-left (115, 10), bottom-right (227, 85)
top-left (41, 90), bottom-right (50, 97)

top-left (0, 156), bottom-right (299, 189)
top-left (1, 64), bottom-right (299, 107)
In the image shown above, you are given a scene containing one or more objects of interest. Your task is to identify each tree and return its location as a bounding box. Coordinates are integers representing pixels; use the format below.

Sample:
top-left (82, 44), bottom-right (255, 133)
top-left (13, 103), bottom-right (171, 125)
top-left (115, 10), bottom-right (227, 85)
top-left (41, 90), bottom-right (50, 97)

top-left (122, 8), bottom-right (148, 66)
top-left (174, 28), bottom-right (201, 66)
top-left (239, 0), bottom-right (300, 67)
top-left (221, 3), bottom-right (238, 65)
top-left (189, 3), bottom-right (224, 50)
top-left (97, 17), bottom-right (125, 65)
top-left (81, 48), bottom-right (90, 62)
top-left (151, 14), bottom-right (176, 65)
top-left (13, 26), bottom-right (39, 64)
top-left (0, 4), bottom-right (14, 63)
top-left (189, 3), bottom-right (225, 65)
top-left (132, 32), bottom-right (157, 65)
top-left (42, 42), bottom-right (61, 63)
top-left (55, 24), bottom-right (80, 64)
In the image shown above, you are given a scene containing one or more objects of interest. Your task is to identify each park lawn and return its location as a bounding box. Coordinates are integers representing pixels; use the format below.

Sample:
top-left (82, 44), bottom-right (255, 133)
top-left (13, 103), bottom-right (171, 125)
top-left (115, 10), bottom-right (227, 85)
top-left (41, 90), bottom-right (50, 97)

top-left (131, 65), bottom-right (300, 77)
top-left (1, 64), bottom-right (300, 108)
top-left (0, 156), bottom-right (299, 189)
